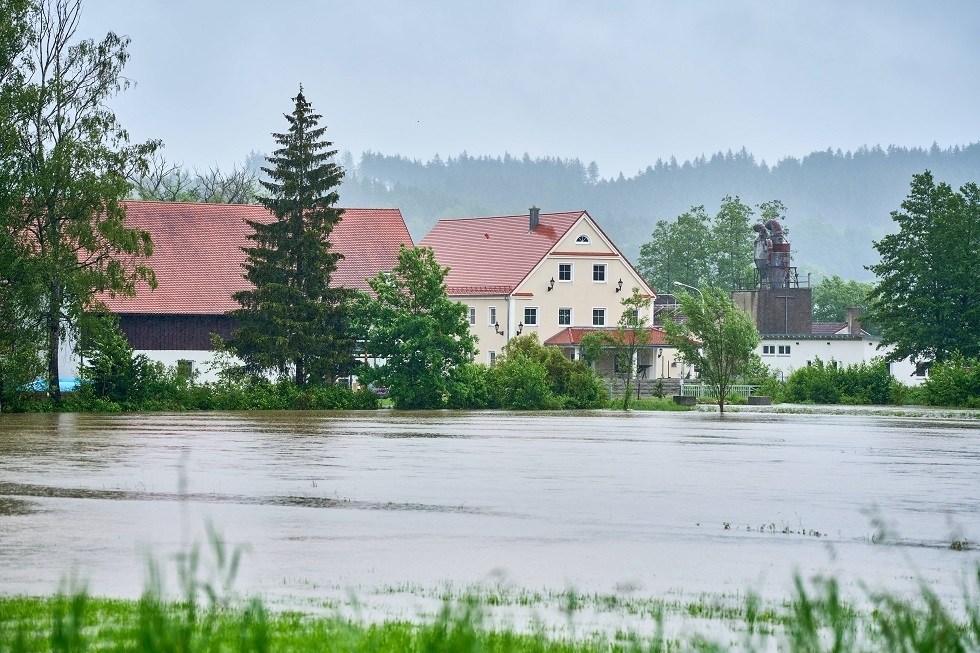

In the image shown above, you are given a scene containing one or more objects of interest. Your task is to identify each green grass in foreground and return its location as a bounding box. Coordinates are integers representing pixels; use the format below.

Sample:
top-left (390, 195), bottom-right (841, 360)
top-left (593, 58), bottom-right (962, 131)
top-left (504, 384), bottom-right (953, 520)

top-left (3, 569), bottom-right (980, 652)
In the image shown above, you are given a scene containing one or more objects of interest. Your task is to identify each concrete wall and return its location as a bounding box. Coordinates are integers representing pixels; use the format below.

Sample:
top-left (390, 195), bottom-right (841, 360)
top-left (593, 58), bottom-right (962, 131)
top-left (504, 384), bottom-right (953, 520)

top-left (733, 288), bottom-right (813, 335)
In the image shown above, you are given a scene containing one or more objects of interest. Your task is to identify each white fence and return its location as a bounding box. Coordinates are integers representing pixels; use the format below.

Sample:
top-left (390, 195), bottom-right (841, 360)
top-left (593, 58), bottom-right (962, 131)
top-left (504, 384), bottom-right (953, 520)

top-left (679, 383), bottom-right (759, 399)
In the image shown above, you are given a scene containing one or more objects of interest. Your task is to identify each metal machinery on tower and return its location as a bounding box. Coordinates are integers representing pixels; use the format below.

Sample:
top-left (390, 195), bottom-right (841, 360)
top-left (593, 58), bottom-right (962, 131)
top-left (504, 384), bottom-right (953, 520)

top-left (752, 219), bottom-right (801, 289)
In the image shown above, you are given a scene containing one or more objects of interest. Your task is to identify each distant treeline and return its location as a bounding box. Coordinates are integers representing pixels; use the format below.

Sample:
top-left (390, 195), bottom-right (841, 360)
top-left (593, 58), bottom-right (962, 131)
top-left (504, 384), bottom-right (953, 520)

top-left (335, 143), bottom-right (980, 282)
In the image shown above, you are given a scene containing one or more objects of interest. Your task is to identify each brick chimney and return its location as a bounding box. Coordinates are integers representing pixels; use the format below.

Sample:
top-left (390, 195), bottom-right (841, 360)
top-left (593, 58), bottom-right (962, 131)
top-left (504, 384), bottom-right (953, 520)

top-left (529, 205), bottom-right (540, 231)
top-left (845, 306), bottom-right (862, 335)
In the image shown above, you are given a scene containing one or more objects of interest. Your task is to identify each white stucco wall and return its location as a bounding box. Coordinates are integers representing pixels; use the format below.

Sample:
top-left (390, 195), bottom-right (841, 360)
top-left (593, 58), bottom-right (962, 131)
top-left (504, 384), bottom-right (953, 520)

top-left (757, 336), bottom-right (922, 385)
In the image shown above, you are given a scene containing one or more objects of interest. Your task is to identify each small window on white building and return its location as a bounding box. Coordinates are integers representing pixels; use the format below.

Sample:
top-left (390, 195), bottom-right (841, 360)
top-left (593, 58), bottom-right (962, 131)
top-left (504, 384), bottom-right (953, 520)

top-left (558, 308), bottom-right (571, 326)
top-left (488, 351), bottom-right (496, 366)
top-left (488, 306), bottom-right (496, 326)
top-left (558, 263), bottom-right (572, 281)
top-left (575, 234), bottom-right (591, 244)
top-left (468, 307), bottom-right (476, 326)
top-left (762, 345), bottom-right (775, 355)
top-left (593, 264), bottom-right (606, 282)
top-left (593, 308), bottom-right (605, 326)
top-left (778, 345), bottom-right (791, 355)
top-left (524, 307), bottom-right (538, 326)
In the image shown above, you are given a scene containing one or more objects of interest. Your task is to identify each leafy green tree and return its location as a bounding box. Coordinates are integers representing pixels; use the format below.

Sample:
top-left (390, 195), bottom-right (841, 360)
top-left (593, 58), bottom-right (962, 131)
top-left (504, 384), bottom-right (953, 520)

top-left (711, 195), bottom-right (755, 290)
top-left (2, 0), bottom-right (159, 403)
top-left (867, 171), bottom-right (980, 363)
top-left (639, 199), bottom-right (760, 293)
top-left (230, 89), bottom-right (355, 386)
top-left (638, 206), bottom-right (712, 292)
top-left (606, 288), bottom-right (652, 410)
top-left (1, 2), bottom-right (44, 410)
top-left (757, 199), bottom-right (788, 225)
top-left (579, 331), bottom-right (604, 367)
top-left (358, 246), bottom-right (477, 409)
top-left (812, 275), bottom-right (877, 332)
top-left (663, 286), bottom-right (760, 414)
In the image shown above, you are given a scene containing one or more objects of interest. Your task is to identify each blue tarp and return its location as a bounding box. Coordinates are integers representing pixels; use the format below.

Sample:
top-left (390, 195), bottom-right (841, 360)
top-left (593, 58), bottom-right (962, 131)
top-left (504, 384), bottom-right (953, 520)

top-left (23, 378), bottom-right (81, 392)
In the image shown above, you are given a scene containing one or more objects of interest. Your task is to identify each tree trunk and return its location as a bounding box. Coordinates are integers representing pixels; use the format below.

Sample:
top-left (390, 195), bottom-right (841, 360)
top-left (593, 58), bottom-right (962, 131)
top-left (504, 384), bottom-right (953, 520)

top-left (294, 358), bottom-right (305, 387)
top-left (46, 284), bottom-right (61, 405)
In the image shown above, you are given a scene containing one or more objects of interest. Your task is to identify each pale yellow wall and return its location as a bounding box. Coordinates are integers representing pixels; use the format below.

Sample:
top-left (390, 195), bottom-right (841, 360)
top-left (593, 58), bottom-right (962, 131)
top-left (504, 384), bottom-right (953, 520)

top-left (458, 295), bottom-right (511, 364)
top-left (552, 217), bottom-right (616, 253)
top-left (513, 256), bottom-right (645, 338)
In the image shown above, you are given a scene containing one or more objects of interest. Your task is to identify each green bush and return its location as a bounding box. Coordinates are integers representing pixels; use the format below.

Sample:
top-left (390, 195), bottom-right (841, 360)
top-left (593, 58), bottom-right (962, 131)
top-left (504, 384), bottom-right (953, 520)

top-left (487, 353), bottom-right (560, 410)
top-left (921, 354), bottom-right (980, 407)
top-left (77, 313), bottom-right (159, 406)
top-left (784, 358), bottom-right (899, 405)
top-left (25, 367), bottom-right (379, 414)
top-left (445, 363), bottom-right (492, 409)
top-left (481, 335), bottom-right (606, 410)
top-left (752, 375), bottom-right (785, 403)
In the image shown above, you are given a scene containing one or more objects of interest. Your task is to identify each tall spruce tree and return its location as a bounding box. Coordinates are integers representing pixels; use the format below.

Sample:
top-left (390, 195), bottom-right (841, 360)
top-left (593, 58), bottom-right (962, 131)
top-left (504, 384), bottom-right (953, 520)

top-left (230, 89), bottom-right (355, 386)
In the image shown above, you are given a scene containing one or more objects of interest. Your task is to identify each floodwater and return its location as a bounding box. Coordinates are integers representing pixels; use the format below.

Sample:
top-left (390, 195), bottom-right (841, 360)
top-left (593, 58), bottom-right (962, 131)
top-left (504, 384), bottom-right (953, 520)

top-left (1, 409), bottom-right (979, 611)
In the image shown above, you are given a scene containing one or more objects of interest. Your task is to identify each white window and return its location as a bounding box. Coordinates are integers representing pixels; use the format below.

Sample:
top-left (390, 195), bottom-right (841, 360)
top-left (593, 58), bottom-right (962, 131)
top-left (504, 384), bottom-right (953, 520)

top-left (558, 263), bottom-right (572, 281)
top-left (488, 351), bottom-right (497, 366)
top-left (468, 306), bottom-right (476, 326)
top-left (593, 308), bottom-right (606, 326)
top-left (593, 264), bottom-right (606, 282)
top-left (575, 234), bottom-right (591, 244)
top-left (778, 345), bottom-right (791, 355)
top-left (762, 345), bottom-right (775, 355)
top-left (558, 308), bottom-right (571, 326)
top-left (524, 306), bottom-right (538, 326)
top-left (488, 306), bottom-right (496, 326)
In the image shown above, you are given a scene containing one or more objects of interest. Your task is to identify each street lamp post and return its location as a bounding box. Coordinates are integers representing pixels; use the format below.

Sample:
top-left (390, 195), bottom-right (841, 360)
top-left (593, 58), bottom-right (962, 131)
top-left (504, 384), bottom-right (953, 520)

top-left (672, 280), bottom-right (704, 301)
top-left (671, 281), bottom-right (706, 398)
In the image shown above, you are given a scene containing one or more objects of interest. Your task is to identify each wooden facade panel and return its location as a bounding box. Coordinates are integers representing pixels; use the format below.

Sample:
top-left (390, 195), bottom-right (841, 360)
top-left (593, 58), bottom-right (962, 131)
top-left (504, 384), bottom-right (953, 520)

top-left (118, 314), bottom-right (238, 350)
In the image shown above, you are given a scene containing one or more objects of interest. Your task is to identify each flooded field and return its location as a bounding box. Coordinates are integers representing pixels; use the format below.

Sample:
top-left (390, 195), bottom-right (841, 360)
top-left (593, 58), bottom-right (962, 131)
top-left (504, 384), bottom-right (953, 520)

top-left (1, 409), bottom-right (979, 616)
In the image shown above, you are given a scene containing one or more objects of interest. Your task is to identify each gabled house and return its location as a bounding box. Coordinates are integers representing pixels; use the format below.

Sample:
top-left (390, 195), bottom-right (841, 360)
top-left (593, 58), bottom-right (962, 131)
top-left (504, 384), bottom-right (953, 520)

top-left (420, 207), bottom-right (669, 370)
top-left (88, 201), bottom-right (413, 379)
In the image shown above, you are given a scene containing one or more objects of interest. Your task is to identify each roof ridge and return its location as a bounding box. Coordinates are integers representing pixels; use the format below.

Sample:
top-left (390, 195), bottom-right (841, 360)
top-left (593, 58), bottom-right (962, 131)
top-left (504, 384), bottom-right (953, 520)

top-left (433, 210), bottom-right (586, 223)
top-left (125, 200), bottom-right (403, 212)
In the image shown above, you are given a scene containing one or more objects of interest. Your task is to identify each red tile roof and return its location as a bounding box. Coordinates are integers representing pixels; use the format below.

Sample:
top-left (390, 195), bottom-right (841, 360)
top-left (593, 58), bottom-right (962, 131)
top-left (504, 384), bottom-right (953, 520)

top-left (419, 211), bottom-right (586, 295)
top-left (544, 327), bottom-right (671, 347)
top-left (100, 201), bottom-right (412, 315)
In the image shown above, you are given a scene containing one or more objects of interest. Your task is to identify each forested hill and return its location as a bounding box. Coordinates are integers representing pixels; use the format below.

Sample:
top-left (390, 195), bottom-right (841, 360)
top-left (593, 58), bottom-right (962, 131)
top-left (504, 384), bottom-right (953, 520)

top-left (336, 144), bottom-right (980, 282)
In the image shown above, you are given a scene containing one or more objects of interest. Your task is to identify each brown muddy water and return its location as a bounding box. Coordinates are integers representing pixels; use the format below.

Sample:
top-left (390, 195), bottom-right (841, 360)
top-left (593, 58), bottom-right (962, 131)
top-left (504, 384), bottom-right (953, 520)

top-left (1, 409), bottom-right (979, 610)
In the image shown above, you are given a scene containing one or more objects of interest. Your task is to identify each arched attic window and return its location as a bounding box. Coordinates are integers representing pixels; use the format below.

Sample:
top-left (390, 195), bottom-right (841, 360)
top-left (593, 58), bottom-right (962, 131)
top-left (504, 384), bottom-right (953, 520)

top-left (575, 234), bottom-right (591, 244)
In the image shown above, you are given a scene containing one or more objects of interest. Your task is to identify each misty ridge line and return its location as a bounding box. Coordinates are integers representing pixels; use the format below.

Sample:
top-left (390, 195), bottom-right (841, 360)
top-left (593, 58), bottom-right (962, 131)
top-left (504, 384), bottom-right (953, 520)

top-left (156, 140), bottom-right (979, 282)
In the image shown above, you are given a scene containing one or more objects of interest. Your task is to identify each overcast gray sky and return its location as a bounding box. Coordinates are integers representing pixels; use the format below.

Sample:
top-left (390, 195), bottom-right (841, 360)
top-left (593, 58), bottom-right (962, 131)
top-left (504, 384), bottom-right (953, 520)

top-left (79, 0), bottom-right (979, 178)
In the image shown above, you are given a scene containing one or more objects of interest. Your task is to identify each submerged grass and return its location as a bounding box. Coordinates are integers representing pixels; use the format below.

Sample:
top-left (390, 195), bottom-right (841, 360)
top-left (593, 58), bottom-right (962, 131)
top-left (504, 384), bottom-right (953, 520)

top-left (3, 568), bottom-right (980, 651)
top-left (3, 525), bottom-right (979, 651)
